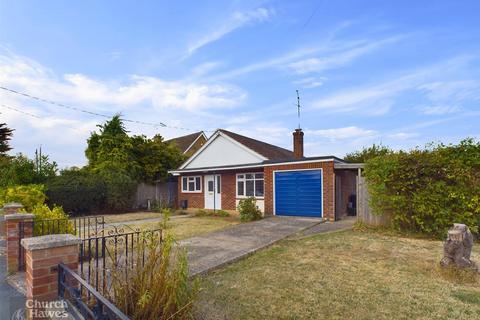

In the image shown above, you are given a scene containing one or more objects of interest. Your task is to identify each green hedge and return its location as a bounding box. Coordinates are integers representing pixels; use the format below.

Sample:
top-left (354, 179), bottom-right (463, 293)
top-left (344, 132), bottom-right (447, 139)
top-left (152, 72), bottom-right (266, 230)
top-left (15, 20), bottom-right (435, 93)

top-left (364, 139), bottom-right (480, 237)
top-left (46, 169), bottom-right (107, 215)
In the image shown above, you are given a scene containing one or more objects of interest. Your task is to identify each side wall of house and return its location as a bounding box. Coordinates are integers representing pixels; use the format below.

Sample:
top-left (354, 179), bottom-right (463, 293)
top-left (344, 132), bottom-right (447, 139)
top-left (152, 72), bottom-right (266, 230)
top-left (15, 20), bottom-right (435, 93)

top-left (263, 161), bottom-right (336, 220)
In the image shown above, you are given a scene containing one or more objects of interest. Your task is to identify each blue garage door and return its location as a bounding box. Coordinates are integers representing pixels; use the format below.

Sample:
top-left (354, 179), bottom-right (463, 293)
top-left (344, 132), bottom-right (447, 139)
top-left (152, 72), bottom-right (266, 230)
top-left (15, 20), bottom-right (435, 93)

top-left (275, 170), bottom-right (322, 217)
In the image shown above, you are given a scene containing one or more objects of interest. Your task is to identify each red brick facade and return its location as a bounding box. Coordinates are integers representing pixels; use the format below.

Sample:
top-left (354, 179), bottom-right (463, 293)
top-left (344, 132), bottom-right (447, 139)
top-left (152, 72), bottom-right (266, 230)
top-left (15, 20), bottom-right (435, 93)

top-left (177, 168), bottom-right (263, 211)
top-left (177, 161), bottom-right (336, 220)
top-left (263, 161), bottom-right (335, 220)
top-left (177, 174), bottom-right (204, 209)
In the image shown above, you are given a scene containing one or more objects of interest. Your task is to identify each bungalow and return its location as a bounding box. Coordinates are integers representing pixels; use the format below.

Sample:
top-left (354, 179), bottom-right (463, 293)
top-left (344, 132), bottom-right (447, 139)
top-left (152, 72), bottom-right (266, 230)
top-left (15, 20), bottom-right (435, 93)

top-left (169, 128), bottom-right (362, 220)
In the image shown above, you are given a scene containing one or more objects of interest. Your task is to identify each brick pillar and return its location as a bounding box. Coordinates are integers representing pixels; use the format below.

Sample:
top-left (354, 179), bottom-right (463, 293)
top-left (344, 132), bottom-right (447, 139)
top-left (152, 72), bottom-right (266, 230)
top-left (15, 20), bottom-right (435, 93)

top-left (21, 234), bottom-right (81, 319)
top-left (3, 202), bottom-right (24, 215)
top-left (4, 211), bottom-right (35, 273)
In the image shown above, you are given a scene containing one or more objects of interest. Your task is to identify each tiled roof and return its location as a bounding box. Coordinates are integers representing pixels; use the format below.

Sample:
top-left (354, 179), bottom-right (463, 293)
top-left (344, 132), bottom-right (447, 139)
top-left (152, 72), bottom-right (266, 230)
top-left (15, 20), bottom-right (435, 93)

top-left (166, 132), bottom-right (204, 153)
top-left (218, 129), bottom-right (295, 161)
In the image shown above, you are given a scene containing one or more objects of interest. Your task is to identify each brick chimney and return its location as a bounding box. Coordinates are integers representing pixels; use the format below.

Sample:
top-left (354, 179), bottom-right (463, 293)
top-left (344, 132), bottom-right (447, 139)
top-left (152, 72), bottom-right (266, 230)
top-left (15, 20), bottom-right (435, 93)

top-left (293, 128), bottom-right (304, 159)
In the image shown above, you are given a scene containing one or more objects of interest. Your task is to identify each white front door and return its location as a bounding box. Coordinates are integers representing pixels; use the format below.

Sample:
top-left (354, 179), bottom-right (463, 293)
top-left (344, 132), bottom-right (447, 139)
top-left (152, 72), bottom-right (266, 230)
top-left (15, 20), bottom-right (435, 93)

top-left (204, 174), bottom-right (221, 210)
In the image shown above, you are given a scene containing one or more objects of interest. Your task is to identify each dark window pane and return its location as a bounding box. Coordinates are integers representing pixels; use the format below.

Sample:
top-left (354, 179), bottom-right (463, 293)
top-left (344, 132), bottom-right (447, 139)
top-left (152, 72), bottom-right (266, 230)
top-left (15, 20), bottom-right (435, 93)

top-left (195, 177), bottom-right (201, 190)
top-left (246, 174), bottom-right (254, 179)
top-left (255, 173), bottom-right (264, 179)
top-left (208, 180), bottom-right (214, 192)
top-left (182, 177), bottom-right (187, 190)
top-left (189, 181), bottom-right (195, 191)
top-left (237, 181), bottom-right (244, 196)
top-left (255, 180), bottom-right (264, 197)
top-left (238, 174), bottom-right (244, 179)
top-left (246, 180), bottom-right (254, 196)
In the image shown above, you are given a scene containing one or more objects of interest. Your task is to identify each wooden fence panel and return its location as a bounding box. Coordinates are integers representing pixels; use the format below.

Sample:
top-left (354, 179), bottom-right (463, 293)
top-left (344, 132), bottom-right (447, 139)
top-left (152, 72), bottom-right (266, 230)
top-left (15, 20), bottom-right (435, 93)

top-left (357, 174), bottom-right (391, 226)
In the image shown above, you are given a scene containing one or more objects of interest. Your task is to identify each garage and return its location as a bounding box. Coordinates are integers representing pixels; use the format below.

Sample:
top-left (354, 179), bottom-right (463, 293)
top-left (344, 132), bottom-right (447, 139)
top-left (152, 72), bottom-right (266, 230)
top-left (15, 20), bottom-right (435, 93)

top-left (274, 169), bottom-right (323, 217)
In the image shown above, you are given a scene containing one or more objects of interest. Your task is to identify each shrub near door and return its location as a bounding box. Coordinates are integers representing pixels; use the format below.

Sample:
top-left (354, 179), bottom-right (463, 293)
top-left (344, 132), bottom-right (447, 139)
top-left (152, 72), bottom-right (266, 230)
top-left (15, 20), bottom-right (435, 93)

top-left (238, 197), bottom-right (262, 222)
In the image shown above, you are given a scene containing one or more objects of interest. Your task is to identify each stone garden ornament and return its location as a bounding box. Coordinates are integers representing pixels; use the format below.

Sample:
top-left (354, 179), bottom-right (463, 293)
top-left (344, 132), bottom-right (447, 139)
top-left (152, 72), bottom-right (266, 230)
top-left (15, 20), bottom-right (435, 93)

top-left (440, 223), bottom-right (475, 269)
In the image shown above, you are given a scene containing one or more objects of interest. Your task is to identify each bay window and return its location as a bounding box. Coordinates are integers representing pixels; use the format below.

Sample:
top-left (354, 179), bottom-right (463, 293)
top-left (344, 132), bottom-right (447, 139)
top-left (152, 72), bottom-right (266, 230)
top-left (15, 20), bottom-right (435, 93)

top-left (237, 173), bottom-right (264, 197)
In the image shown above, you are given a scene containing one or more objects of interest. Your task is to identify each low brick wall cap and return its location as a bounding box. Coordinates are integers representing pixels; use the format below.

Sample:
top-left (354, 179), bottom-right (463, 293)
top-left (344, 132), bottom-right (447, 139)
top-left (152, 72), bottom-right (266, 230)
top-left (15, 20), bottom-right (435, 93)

top-left (4, 213), bottom-right (35, 220)
top-left (21, 234), bottom-right (81, 251)
top-left (2, 202), bottom-right (24, 209)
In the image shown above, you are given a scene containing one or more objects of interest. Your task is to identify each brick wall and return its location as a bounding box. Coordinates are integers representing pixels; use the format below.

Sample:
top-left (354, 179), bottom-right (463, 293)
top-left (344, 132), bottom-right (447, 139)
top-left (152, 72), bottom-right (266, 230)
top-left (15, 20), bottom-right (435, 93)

top-left (177, 168), bottom-right (264, 210)
top-left (177, 175), bottom-right (204, 209)
top-left (263, 161), bottom-right (335, 220)
top-left (221, 172), bottom-right (236, 210)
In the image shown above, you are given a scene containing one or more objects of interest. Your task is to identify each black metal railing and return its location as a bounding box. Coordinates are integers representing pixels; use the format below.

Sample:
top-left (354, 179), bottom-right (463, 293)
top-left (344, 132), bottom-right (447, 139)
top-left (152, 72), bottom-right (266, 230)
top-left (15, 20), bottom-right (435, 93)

top-left (79, 225), bottom-right (162, 294)
top-left (58, 263), bottom-right (130, 320)
top-left (34, 216), bottom-right (105, 238)
top-left (17, 216), bottom-right (105, 271)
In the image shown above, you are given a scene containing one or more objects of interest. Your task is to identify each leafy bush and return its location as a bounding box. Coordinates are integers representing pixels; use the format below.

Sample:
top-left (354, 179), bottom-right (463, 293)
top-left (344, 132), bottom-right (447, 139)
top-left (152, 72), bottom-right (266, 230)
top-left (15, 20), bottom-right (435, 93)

top-left (364, 138), bottom-right (480, 237)
top-left (237, 197), bottom-right (262, 222)
top-left (195, 209), bottom-right (230, 217)
top-left (99, 168), bottom-right (137, 213)
top-left (31, 204), bottom-right (74, 235)
top-left (0, 184), bottom-right (46, 212)
top-left (46, 169), bottom-right (106, 215)
top-left (344, 143), bottom-right (392, 163)
top-left (109, 233), bottom-right (197, 319)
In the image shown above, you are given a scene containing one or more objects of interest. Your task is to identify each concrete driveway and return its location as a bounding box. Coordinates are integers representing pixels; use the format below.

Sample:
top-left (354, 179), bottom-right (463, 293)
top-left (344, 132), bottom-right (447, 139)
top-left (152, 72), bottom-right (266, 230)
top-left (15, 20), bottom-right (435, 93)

top-left (181, 216), bottom-right (322, 276)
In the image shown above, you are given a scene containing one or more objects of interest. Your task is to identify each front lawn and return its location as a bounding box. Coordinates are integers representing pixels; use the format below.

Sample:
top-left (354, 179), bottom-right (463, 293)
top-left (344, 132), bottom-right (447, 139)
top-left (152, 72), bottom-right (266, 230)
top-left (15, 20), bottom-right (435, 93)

top-left (196, 229), bottom-right (480, 320)
top-left (127, 215), bottom-right (240, 240)
top-left (102, 211), bottom-right (168, 224)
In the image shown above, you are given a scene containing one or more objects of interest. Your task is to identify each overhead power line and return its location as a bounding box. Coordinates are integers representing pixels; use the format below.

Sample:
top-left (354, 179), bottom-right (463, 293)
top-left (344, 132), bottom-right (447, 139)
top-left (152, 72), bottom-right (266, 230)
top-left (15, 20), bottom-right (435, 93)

top-left (0, 85), bottom-right (171, 128)
top-left (0, 103), bottom-right (42, 119)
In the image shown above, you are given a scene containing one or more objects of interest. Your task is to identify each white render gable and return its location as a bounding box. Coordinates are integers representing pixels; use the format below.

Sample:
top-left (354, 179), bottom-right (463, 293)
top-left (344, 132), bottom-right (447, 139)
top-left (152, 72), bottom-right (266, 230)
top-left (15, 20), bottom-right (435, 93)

top-left (181, 132), bottom-right (266, 169)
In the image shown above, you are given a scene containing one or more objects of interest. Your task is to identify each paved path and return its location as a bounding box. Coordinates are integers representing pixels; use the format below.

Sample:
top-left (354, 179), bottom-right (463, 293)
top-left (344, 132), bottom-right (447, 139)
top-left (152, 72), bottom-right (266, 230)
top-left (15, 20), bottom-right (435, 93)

top-left (181, 216), bottom-right (322, 277)
top-left (289, 217), bottom-right (356, 239)
top-left (0, 239), bottom-right (25, 320)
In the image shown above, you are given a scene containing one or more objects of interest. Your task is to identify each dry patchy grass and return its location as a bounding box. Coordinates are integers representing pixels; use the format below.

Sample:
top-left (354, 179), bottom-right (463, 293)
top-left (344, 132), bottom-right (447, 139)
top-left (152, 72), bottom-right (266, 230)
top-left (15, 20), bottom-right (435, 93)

top-left (102, 211), bottom-right (165, 224)
top-left (127, 215), bottom-right (240, 240)
top-left (196, 229), bottom-right (480, 320)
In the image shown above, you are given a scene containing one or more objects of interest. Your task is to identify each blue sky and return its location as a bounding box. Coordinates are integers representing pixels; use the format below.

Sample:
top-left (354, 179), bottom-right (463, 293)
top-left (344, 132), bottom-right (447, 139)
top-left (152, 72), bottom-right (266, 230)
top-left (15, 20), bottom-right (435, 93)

top-left (1, 0), bottom-right (479, 167)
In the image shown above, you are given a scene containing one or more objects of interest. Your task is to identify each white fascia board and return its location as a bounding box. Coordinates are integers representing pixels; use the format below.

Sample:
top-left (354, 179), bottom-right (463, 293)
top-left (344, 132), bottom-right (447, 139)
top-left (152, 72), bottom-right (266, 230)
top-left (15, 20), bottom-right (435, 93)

top-left (169, 157), bottom-right (337, 175)
top-left (178, 130), bottom-right (221, 169)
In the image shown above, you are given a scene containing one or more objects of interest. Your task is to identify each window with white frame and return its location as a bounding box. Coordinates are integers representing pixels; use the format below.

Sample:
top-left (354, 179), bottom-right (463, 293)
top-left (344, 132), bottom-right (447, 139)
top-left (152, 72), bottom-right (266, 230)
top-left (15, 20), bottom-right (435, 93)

top-left (236, 173), bottom-right (264, 197)
top-left (182, 176), bottom-right (202, 192)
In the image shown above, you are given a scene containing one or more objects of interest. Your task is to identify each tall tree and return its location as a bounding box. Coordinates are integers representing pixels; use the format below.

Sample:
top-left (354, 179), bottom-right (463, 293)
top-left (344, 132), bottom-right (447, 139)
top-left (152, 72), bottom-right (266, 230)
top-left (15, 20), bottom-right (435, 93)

top-left (0, 123), bottom-right (14, 155)
top-left (85, 114), bottom-right (135, 172)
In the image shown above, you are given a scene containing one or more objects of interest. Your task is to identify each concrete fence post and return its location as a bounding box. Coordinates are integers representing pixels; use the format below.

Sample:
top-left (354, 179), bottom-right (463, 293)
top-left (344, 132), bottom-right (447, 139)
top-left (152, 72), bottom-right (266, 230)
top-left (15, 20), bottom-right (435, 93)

top-left (3, 202), bottom-right (35, 273)
top-left (21, 234), bottom-right (81, 319)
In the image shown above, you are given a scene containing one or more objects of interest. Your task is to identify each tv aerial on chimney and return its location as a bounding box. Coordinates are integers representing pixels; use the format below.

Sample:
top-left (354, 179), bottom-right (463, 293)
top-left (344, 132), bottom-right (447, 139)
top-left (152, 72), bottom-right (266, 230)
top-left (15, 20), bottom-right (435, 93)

top-left (296, 89), bottom-right (301, 129)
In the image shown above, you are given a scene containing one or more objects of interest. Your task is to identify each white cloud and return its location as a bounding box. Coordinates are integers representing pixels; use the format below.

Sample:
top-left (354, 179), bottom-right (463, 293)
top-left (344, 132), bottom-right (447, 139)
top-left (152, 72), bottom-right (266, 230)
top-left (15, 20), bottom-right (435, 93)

top-left (0, 51), bottom-right (251, 167)
top-left (306, 126), bottom-right (376, 140)
top-left (420, 105), bottom-right (461, 115)
top-left (186, 7), bottom-right (275, 56)
top-left (388, 132), bottom-right (419, 140)
top-left (293, 77), bottom-right (326, 89)
top-left (287, 36), bottom-right (403, 74)
top-left (310, 55), bottom-right (478, 115)
top-left (0, 52), bottom-right (246, 111)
